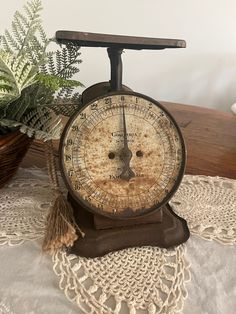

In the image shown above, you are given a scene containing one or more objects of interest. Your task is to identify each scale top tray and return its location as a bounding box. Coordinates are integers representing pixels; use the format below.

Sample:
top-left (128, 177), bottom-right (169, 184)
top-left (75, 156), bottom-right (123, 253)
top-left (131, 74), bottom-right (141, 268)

top-left (56, 30), bottom-right (186, 50)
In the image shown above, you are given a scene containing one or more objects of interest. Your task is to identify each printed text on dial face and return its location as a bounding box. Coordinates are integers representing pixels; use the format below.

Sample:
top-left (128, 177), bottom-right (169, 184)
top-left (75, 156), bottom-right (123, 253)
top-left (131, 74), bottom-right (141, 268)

top-left (62, 95), bottom-right (183, 215)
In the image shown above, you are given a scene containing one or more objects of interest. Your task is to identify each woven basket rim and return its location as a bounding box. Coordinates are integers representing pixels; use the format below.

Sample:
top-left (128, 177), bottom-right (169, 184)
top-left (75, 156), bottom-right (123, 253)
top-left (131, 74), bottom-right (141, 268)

top-left (0, 130), bottom-right (32, 188)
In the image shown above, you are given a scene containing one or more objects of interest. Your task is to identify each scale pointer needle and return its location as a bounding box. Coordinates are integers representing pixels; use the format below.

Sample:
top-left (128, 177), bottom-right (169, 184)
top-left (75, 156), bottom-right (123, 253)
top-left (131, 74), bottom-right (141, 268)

top-left (120, 105), bottom-right (135, 180)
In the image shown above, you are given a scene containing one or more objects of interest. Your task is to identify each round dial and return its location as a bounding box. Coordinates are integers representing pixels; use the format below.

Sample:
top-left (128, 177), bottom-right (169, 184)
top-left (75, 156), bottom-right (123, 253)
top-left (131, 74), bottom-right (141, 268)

top-left (60, 92), bottom-right (185, 219)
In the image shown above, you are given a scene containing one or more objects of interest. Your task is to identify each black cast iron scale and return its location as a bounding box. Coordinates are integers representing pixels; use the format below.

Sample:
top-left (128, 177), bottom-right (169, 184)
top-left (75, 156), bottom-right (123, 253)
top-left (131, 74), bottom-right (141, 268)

top-left (56, 31), bottom-right (190, 258)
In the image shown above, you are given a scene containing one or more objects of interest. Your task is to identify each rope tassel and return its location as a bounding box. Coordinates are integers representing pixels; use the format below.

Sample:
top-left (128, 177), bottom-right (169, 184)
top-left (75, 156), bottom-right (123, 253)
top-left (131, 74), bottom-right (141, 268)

top-left (43, 140), bottom-right (84, 254)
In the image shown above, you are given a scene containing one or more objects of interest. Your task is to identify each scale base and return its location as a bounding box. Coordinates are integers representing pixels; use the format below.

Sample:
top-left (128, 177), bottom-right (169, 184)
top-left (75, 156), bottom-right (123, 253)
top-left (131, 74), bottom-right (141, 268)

top-left (68, 194), bottom-right (190, 258)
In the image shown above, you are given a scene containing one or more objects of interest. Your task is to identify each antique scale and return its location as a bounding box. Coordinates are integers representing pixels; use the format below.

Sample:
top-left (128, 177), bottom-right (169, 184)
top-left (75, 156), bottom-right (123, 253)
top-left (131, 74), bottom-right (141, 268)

top-left (56, 31), bottom-right (190, 257)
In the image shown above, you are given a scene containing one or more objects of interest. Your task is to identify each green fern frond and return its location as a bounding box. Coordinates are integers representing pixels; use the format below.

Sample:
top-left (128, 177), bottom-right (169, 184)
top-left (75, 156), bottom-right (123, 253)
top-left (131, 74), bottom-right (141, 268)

top-left (47, 103), bottom-right (78, 117)
top-left (4, 30), bottom-right (20, 52)
top-left (1, 0), bottom-right (47, 66)
top-left (5, 82), bottom-right (54, 118)
top-left (37, 73), bottom-right (84, 91)
top-left (20, 107), bottom-right (62, 140)
top-left (57, 86), bottom-right (74, 99)
top-left (46, 96), bottom-right (82, 117)
top-left (58, 44), bottom-right (82, 79)
top-left (38, 42), bottom-right (83, 104)
top-left (0, 51), bottom-right (38, 106)
top-left (38, 24), bottom-right (48, 45)
top-left (7, 91), bottom-right (32, 121)
top-left (1, 107), bottom-right (62, 140)
top-left (43, 42), bottom-right (82, 79)
top-left (0, 1), bottom-right (83, 138)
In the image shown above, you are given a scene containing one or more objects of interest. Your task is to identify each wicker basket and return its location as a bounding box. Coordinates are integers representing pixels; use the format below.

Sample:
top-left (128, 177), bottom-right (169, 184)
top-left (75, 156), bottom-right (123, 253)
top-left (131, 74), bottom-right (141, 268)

top-left (0, 130), bottom-right (32, 188)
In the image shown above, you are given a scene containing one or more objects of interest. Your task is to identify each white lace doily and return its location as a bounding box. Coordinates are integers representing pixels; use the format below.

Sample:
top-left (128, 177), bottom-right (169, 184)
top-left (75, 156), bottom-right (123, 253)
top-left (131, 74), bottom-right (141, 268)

top-left (1, 168), bottom-right (236, 313)
top-left (171, 175), bottom-right (236, 245)
top-left (0, 169), bottom-right (52, 246)
top-left (53, 245), bottom-right (190, 314)
top-left (1, 169), bottom-right (235, 247)
top-left (0, 298), bottom-right (14, 314)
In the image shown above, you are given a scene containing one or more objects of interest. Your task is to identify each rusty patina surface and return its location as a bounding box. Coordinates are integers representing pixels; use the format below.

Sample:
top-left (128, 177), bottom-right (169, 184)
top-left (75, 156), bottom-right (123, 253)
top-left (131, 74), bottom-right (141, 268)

top-left (61, 93), bottom-right (185, 219)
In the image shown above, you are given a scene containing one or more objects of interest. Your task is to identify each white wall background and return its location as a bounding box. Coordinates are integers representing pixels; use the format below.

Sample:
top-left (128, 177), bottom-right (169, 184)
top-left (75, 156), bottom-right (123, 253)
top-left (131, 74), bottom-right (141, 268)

top-left (1, 0), bottom-right (236, 112)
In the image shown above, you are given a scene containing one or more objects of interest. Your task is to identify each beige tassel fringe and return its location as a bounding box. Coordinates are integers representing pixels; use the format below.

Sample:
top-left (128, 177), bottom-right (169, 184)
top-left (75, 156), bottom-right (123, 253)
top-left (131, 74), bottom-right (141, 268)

top-left (43, 140), bottom-right (84, 254)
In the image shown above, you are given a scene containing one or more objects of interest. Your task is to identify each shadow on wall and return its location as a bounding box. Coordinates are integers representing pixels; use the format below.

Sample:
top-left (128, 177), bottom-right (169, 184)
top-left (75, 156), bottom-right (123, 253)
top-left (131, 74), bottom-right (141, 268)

top-left (126, 53), bottom-right (236, 112)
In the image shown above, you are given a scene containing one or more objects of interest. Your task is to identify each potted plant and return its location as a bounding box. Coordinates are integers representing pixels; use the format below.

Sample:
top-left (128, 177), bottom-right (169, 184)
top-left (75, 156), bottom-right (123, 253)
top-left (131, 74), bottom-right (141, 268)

top-left (0, 0), bottom-right (83, 187)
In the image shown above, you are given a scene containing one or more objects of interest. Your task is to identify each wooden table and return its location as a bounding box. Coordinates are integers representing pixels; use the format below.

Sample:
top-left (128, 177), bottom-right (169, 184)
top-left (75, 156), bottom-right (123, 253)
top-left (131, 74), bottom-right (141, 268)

top-left (21, 102), bottom-right (236, 179)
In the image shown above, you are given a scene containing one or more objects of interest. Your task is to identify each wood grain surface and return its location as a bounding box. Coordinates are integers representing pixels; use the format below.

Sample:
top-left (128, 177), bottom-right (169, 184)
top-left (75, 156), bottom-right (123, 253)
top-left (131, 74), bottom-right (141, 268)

top-left (162, 102), bottom-right (236, 179)
top-left (21, 102), bottom-right (236, 179)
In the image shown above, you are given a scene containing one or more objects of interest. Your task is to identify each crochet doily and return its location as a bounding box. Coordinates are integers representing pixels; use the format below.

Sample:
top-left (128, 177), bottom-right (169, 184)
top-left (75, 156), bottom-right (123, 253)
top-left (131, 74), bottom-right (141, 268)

top-left (53, 245), bottom-right (190, 314)
top-left (1, 169), bottom-right (235, 247)
top-left (0, 299), bottom-right (14, 314)
top-left (1, 168), bottom-right (236, 313)
top-left (0, 169), bottom-right (52, 246)
top-left (171, 175), bottom-right (236, 245)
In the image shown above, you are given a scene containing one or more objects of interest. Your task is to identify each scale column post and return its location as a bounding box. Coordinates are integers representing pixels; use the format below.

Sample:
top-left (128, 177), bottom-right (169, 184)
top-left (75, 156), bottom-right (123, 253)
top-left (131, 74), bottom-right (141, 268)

top-left (107, 47), bottom-right (123, 91)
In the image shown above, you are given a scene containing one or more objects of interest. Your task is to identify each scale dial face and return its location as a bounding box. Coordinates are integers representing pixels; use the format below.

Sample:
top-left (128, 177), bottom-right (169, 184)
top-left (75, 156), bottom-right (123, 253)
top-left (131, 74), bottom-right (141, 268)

top-left (60, 92), bottom-right (185, 219)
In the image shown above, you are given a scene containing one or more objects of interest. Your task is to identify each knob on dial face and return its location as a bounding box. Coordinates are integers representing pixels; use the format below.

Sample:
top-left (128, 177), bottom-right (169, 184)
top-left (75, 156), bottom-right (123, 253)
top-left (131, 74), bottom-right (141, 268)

top-left (60, 92), bottom-right (186, 219)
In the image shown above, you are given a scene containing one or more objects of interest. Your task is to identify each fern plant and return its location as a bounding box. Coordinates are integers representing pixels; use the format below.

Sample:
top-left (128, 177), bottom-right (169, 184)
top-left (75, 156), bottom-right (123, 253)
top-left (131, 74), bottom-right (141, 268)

top-left (0, 52), bottom-right (38, 106)
top-left (0, 0), bottom-right (83, 140)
